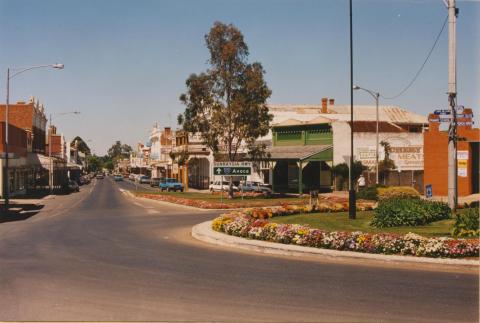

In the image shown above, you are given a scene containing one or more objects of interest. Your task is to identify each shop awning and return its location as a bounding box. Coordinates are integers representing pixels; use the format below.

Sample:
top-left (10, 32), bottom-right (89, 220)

top-left (267, 145), bottom-right (333, 162)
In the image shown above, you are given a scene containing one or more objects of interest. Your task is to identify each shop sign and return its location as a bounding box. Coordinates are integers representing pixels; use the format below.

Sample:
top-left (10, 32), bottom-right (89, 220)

top-left (458, 159), bottom-right (468, 177)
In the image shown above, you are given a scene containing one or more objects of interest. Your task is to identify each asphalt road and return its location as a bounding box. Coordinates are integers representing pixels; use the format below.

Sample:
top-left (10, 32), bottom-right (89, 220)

top-left (0, 178), bottom-right (478, 322)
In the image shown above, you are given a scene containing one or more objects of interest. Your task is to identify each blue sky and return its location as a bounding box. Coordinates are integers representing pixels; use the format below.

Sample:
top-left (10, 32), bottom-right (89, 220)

top-left (0, 0), bottom-right (478, 155)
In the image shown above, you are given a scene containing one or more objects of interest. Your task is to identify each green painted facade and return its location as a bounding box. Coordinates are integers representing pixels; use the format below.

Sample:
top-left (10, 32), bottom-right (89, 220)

top-left (270, 123), bottom-right (334, 194)
top-left (273, 124), bottom-right (333, 147)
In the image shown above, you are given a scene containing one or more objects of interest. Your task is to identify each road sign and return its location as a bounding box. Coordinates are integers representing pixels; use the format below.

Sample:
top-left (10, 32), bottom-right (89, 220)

top-left (425, 184), bottom-right (432, 198)
top-left (457, 122), bottom-right (473, 126)
top-left (213, 166), bottom-right (251, 176)
top-left (434, 109), bottom-right (451, 115)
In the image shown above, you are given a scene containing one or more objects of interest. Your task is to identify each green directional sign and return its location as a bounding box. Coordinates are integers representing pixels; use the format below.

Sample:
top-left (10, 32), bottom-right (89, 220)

top-left (213, 166), bottom-right (251, 176)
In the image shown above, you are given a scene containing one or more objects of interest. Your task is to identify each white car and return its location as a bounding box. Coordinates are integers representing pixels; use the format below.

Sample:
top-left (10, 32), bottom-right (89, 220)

top-left (209, 181), bottom-right (239, 192)
top-left (239, 181), bottom-right (272, 194)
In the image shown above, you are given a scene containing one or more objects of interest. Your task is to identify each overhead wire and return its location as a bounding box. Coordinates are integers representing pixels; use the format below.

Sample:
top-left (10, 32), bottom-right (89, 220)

top-left (381, 15), bottom-right (449, 100)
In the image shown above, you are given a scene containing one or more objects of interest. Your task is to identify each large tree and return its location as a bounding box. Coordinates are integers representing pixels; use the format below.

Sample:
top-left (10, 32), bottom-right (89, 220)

top-left (178, 22), bottom-right (272, 197)
top-left (70, 136), bottom-right (91, 155)
top-left (107, 141), bottom-right (132, 160)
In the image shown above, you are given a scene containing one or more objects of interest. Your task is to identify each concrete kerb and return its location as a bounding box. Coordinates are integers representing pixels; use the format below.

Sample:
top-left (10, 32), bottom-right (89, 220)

top-left (192, 220), bottom-right (480, 269)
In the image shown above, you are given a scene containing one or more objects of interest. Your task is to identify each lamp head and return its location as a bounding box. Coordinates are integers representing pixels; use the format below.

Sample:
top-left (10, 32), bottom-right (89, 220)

top-left (52, 63), bottom-right (64, 69)
top-left (353, 85), bottom-right (360, 90)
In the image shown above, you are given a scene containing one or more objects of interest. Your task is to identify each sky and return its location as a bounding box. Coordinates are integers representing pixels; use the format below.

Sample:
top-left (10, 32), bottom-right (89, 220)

top-left (0, 0), bottom-right (478, 155)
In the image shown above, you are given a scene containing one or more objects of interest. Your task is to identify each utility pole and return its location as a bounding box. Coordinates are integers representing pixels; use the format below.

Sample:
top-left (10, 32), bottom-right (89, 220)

top-left (446, 0), bottom-right (458, 211)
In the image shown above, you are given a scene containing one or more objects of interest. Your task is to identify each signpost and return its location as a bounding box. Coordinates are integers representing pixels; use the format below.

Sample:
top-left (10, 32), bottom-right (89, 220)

top-left (213, 162), bottom-right (252, 202)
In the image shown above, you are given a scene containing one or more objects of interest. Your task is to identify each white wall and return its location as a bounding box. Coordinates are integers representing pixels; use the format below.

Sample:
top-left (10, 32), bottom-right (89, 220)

top-left (332, 121), bottom-right (424, 171)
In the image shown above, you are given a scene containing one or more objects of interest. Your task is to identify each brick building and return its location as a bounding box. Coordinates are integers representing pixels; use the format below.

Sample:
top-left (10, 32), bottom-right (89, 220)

top-left (0, 97), bottom-right (68, 197)
top-left (424, 108), bottom-right (479, 197)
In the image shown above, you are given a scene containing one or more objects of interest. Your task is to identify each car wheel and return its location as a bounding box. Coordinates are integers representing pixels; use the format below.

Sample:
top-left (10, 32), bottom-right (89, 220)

top-left (180, 188), bottom-right (184, 192)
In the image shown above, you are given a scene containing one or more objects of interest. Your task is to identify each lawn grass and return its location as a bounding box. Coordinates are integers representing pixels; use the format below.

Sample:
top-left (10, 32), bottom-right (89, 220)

top-left (135, 190), bottom-right (308, 207)
top-left (271, 210), bottom-right (457, 237)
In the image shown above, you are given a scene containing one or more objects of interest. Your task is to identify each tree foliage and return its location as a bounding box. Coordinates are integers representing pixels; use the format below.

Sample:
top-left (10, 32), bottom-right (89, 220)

top-left (178, 21), bottom-right (272, 162)
top-left (379, 140), bottom-right (396, 185)
top-left (107, 141), bottom-right (132, 160)
top-left (70, 136), bottom-right (91, 155)
top-left (332, 161), bottom-right (367, 190)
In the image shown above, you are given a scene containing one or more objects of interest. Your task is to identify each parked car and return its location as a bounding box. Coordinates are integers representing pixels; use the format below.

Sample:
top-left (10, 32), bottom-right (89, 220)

top-left (209, 181), bottom-right (239, 192)
top-left (113, 174), bottom-right (123, 181)
top-left (67, 180), bottom-right (80, 192)
top-left (128, 174), bottom-right (136, 181)
top-left (159, 178), bottom-right (184, 192)
top-left (137, 175), bottom-right (151, 184)
top-left (150, 177), bottom-right (161, 187)
top-left (239, 181), bottom-right (272, 194)
top-left (96, 173), bottom-right (104, 179)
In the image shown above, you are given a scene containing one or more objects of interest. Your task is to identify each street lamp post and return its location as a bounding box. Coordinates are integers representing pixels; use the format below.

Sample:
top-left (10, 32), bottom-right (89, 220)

top-left (3, 64), bottom-right (64, 212)
top-left (353, 85), bottom-right (380, 185)
top-left (48, 111), bottom-right (79, 193)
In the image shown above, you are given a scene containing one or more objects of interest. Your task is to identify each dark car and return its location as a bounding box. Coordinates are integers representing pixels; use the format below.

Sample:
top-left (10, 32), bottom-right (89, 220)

top-left (150, 177), bottom-right (161, 187)
top-left (67, 180), bottom-right (80, 192)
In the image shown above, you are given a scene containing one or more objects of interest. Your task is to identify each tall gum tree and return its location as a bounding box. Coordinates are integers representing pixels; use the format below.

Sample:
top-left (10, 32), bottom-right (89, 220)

top-left (178, 21), bottom-right (272, 198)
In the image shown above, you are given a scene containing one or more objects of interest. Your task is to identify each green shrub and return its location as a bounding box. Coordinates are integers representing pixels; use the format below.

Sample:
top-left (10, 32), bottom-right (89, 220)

top-left (452, 208), bottom-right (479, 237)
top-left (377, 186), bottom-right (420, 201)
top-left (357, 184), bottom-right (386, 201)
top-left (371, 198), bottom-right (451, 228)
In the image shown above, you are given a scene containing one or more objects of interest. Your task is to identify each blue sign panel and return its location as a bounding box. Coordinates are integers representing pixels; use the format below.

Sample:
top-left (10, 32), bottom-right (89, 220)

top-left (425, 184), bottom-right (432, 198)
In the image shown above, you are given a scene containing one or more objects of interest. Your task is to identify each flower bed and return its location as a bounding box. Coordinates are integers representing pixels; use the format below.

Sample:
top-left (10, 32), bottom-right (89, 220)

top-left (137, 192), bottom-right (375, 210)
top-left (211, 206), bottom-right (479, 259)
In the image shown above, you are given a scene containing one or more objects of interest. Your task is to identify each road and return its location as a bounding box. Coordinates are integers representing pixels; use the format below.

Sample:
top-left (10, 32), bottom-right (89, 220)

top-left (0, 177), bottom-right (478, 322)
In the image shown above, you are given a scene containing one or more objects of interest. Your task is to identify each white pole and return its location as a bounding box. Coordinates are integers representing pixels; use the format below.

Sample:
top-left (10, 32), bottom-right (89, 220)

top-left (49, 114), bottom-right (53, 193)
top-left (4, 68), bottom-right (10, 211)
top-left (447, 0), bottom-right (458, 211)
top-left (375, 93), bottom-right (380, 185)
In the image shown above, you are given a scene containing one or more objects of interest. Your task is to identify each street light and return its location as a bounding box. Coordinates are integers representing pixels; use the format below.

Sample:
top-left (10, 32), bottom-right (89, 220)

top-left (353, 85), bottom-right (380, 185)
top-left (48, 111), bottom-right (80, 193)
top-left (4, 63), bottom-right (64, 212)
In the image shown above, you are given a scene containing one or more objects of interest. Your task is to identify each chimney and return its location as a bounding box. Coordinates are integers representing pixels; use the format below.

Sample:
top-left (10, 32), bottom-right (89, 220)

top-left (428, 114), bottom-right (439, 132)
top-left (321, 97), bottom-right (328, 113)
top-left (329, 98), bottom-right (335, 107)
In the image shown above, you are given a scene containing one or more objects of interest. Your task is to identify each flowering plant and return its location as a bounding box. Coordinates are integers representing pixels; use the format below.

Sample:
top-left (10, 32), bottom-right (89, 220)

top-left (211, 207), bottom-right (479, 259)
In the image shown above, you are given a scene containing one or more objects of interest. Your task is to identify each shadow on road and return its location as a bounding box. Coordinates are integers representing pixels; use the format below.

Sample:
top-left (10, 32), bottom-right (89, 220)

top-left (0, 203), bottom-right (45, 223)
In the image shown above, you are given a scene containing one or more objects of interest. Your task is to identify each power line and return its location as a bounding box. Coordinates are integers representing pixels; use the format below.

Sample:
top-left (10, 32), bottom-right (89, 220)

top-left (381, 15), bottom-right (448, 100)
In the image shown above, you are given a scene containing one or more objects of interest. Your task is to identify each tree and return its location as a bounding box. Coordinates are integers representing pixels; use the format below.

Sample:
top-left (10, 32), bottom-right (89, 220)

top-left (86, 155), bottom-right (102, 172)
top-left (107, 141), bottom-right (132, 160)
top-left (178, 21), bottom-right (272, 197)
top-left (332, 161), bottom-right (367, 191)
top-left (70, 136), bottom-right (91, 155)
top-left (379, 140), bottom-right (396, 185)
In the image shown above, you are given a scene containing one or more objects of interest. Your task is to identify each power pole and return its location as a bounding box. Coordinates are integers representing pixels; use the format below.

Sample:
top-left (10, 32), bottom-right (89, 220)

top-left (447, 0), bottom-right (458, 211)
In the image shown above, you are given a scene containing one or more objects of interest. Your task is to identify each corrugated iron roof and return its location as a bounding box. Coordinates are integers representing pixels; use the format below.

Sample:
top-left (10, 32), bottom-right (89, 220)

top-left (268, 104), bottom-right (428, 125)
top-left (267, 145), bottom-right (332, 160)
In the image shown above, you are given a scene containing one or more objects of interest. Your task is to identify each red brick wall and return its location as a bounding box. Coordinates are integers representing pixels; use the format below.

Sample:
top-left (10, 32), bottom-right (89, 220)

top-left (0, 103), bottom-right (46, 154)
top-left (424, 114), bottom-right (480, 196)
top-left (0, 122), bottom-right (28, 157)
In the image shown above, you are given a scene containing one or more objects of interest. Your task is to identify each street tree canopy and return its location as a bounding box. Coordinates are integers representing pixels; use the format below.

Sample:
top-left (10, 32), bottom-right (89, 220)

top-left (178, 21), bottom-right (272, 162)
top-left (70, 136), bottom-right (91, 155)
top-left (107, 141), bottom-right (132, 160)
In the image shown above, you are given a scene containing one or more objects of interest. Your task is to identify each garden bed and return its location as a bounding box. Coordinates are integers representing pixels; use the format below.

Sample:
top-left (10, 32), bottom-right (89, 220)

top-left (135, 191), bottom-right (375, 210)
top-left (211, 205), bottom-right (479, 259)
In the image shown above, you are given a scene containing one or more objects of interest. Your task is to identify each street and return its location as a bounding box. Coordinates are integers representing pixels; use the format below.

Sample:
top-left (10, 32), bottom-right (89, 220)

top-left (0, 177), bottom-right (477, 322)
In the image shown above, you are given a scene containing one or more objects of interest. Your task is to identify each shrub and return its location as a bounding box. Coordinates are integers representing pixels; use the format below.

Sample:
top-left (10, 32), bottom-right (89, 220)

top-left (377, 186), bottom-right (420, 201)
top-left (452, 208), bottom-right (479, 238)
top-left (357, 184), bottom-right (385, 201)
top-left (371, 198), bottom-right (451, 228)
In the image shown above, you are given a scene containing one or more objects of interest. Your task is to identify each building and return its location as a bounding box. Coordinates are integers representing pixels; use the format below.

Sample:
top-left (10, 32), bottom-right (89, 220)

top-left (0, 97), bottom-right (51, 197)
top-left (149, 125), bottom-right (173, 178)
top-left (263, 98), bottom-right (428, 193)
top-left (424, 108), bottom-right (479, 197)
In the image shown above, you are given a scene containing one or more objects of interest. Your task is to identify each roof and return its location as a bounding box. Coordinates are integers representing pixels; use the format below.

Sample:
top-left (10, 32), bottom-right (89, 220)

top-left (349, 121), bottom-right (406, 133)
top-left (268, 104), bottom-right (428, 125)
top-left (267, 145), bottom-right (332, 160)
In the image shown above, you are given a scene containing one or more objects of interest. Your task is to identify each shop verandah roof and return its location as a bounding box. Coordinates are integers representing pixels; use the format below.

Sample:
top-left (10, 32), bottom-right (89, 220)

top-left (267, 144), bottom-right (332, 162)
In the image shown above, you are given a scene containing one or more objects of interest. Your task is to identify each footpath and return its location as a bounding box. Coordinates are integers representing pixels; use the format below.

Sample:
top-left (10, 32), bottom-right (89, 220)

top-left (192, 220), bottom-right (479, 273)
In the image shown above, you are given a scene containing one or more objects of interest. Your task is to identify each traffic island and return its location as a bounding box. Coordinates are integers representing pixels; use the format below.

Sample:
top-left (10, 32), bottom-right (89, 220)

top-left (192, 220), bottom-right (479, 271)
top-left (199, 204), bottom-right (479, 261)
